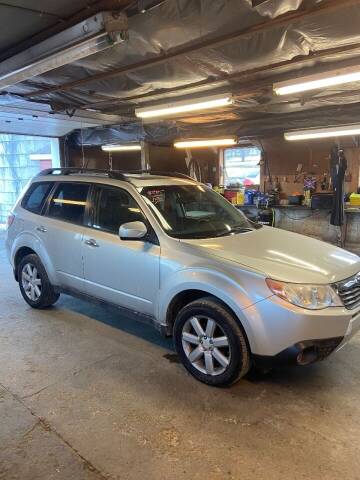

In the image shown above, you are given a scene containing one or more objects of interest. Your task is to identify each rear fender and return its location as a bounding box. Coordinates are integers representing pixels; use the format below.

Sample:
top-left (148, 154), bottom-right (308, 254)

top-left (11, 232), bottom-right (57, 285)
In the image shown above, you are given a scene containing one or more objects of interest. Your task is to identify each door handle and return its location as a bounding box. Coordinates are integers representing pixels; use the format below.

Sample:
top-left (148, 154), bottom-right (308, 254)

top-left (84, 238), bottom-right (99, 247)
top-left (36, 226), bottom-right (47, 233)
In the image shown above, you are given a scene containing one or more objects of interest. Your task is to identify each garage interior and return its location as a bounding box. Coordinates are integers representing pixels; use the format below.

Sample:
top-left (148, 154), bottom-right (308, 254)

top-left (1, 1), bottom-right (360, 479)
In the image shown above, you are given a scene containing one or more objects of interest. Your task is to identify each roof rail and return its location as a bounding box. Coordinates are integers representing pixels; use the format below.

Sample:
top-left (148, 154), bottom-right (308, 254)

top-left (125, 170), bottom-right (196, 181)
top-left (37, 168), bottom-right (196, 182)
top-left (37, 168), bottom-right (128, 181)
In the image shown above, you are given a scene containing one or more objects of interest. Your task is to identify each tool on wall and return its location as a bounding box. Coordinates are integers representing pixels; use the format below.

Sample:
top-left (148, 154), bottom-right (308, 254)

top-left (320, 173), bottom-right (329, 190)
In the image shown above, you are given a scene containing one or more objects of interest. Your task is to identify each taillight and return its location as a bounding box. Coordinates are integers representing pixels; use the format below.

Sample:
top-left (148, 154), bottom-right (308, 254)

top-left (7, 213), bottom-right (15, 228)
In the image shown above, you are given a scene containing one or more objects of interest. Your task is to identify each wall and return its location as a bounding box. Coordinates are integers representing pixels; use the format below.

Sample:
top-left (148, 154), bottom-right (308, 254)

top-left (260, 136), bottom-right (360, 197)
top-left (63, 135), bottom-right (360, 194)
top-left (64, 145), bottom-right (142, 171)
top-left (64, 143), bottom-right (220, 184)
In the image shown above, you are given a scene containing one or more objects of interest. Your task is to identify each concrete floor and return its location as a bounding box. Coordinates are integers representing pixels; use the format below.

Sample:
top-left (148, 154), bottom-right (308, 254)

top-left (1, 233), bottom-right (360, 480)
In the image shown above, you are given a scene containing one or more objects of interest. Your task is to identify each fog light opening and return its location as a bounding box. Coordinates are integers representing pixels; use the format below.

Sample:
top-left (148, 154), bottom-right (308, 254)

top-left (297, 347), bottom-right (318, 366)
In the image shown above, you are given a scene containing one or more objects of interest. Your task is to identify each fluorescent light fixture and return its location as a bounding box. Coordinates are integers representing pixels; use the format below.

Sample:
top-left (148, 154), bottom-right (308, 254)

top-left (53, 199), bottom-right (87, 206)
top-left (101, 144), bottom-right (141, 151)
top-left (274, 65), bottom-right (360, 96)
top-left (284, 125), bottom-right (360, 141)
top-left (0, 12), bottom-right (128, 90)
top-left (174, 138), bottom-right (237, 148)
top-left (135, 93), bottom-right (233, 119)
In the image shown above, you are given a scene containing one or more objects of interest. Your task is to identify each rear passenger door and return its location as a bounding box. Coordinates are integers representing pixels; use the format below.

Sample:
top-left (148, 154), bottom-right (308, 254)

top-left (41, 181), bottom-right (90, 291)
top-left (82, 185), bottom-right (160, 316)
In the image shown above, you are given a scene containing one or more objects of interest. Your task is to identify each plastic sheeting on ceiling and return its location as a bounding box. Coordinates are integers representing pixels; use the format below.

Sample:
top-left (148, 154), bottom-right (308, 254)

top-left (3, 0), bottom-right (360, 144)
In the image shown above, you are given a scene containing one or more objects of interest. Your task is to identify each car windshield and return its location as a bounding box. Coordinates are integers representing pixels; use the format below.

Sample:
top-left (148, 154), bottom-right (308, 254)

top-left (139, 184), bottom-right (258, 239)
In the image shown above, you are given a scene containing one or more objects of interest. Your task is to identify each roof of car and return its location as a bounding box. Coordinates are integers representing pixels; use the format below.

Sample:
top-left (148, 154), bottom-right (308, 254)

top-left (34, 169), bottom-right (199, 188)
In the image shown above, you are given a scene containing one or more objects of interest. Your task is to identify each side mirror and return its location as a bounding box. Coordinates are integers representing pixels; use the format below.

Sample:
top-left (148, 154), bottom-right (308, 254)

top-left (119, 221), bottom-right (148, 240)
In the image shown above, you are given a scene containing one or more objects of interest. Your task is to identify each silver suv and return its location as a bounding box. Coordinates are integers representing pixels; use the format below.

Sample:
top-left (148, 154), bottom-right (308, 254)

top-left (6, 168), bottom-right (360, 386)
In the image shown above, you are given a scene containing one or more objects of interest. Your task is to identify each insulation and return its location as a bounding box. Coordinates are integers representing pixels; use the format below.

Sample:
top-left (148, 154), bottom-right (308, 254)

top-left (3, 0), bottom-right (360, 143)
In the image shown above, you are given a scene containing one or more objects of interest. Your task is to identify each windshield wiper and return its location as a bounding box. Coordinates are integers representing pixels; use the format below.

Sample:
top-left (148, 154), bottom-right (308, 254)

top-left (215, 226), bottom-right (253, 237)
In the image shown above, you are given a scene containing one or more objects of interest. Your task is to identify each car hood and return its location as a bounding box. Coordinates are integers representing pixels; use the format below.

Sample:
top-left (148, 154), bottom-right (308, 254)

top-left (180, 226), bottom-right (360, 284)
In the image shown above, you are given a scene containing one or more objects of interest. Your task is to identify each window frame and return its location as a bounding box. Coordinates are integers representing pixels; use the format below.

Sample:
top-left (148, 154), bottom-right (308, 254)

top-left (44, 181), bottom-right (92, 227)
top-left (21, 181), bottom-right (56, 216)
top-left (89, 184), bottom-right (145, 234)
top-left (88, 184), bottom-right (159, 244)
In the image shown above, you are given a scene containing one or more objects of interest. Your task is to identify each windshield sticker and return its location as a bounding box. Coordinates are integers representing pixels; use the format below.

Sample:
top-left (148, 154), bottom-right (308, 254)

top-left (146, 189), bottom-right (165, 208)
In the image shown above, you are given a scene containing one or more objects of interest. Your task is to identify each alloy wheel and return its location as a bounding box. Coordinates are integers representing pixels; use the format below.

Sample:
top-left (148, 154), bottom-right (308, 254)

top-left (21, 263), bottom-right (42, 302)
top-left (181, 315), bottom-right (231, 375)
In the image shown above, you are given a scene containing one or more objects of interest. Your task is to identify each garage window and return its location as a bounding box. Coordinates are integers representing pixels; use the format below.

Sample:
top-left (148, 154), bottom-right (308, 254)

top-left (224, 147), bottom-right (261, 186)
top-left (22, 182), bottom-right (53, 214)
top-left (47, 183), bottom-right (90, 225)
top-left (93, 186), bottom-right (145, 234)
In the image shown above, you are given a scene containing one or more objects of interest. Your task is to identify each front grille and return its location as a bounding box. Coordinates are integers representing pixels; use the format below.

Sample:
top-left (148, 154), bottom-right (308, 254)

top-left (335, 272), bottom-right (360, 310)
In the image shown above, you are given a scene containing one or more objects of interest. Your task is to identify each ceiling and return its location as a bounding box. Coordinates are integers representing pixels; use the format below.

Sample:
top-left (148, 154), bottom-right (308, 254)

top-left (0, 0), bottom-right (133, 136)
top-left (1, 0), bottom-right (360, 143)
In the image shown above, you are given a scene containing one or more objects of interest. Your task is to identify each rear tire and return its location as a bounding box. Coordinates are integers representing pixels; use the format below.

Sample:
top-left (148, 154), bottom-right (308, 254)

top-left (173, 297), bottom-right (250, 386)
top-left (18, 254), bottom-right (59, 309)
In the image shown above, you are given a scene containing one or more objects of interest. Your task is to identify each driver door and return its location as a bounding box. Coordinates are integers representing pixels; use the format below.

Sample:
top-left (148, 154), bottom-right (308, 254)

top-left (82, 185), bottom-right (160, 316)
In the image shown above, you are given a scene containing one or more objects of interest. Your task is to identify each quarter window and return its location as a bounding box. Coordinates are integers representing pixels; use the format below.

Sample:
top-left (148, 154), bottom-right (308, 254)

top-left (48, 182), bottom-right (89, 225)
top-left (93, 186), bottom-right (144, 234)
top-left (22, 182), bottom-right (53, 214)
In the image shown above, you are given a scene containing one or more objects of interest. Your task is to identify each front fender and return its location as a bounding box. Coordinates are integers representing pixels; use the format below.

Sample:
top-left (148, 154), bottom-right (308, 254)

top-left (158, 267), bottom-right (266, 351)
top-left (11, 232), bottom-right (57, 285)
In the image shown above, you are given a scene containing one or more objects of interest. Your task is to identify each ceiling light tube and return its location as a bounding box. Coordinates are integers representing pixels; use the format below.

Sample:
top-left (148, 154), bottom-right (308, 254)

top-left (284, 125), bottom-right (360, 141)
top-left (174, 138), bottom-right (237, 148)
top-left (274, 65), bottom-right (360, 96)
top-left (101, 144), bottom-right (142, 151)
top-left (0, 12), bottom-right (128, 90)
top-left (135, 94), bottom-right (233, 119)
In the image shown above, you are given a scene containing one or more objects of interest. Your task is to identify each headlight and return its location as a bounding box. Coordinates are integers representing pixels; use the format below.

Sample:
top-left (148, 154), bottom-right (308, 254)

top-left (266, 278), bottom-right (343, 310)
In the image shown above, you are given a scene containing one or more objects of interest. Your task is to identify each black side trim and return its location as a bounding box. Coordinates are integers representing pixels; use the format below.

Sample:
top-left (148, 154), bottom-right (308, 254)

top-left (55, 285), bottom-right (168, 336)
top-left (252, 337), bottom-right (343, 370)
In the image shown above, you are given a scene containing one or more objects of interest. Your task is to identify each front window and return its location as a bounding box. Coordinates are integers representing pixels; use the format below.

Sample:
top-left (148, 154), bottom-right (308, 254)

top-left (140, 185), bottom-right (256, 239)
top-left (92, 186), bottom-right (145, 234)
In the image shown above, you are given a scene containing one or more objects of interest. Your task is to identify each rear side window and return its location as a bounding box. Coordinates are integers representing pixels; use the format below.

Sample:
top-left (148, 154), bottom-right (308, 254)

top-left (47, 182), bottom-right (90, 225)
top-left (22, 182), bottom-right (53, 214)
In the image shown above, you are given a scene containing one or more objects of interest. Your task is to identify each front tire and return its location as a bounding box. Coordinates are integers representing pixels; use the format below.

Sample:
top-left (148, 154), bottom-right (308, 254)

top-left (173, 297), bottom-right (250, 386)
top-left (18, 254), bottom-right (59, 308)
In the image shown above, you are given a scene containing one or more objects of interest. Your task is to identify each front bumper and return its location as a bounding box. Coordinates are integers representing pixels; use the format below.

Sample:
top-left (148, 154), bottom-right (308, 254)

top-left (243, 294), bottom-right (360, 359)
top-left (252, 337), bottom-right (344, 370)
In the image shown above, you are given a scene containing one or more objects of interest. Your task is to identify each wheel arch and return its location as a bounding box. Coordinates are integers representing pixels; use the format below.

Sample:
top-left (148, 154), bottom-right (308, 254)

top-left (164, 288), bottom-right (253, 353)
top-left (11, 233), bottom-right (57, 285)
top-left (14, 246), bottom-right (37, 281)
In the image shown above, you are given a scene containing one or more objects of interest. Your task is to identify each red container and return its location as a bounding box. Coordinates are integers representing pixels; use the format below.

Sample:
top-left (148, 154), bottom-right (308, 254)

top-left (224, 190), bottom-right (238, 203)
